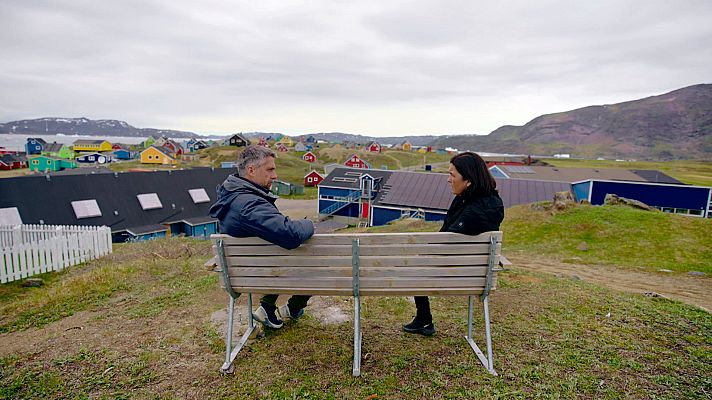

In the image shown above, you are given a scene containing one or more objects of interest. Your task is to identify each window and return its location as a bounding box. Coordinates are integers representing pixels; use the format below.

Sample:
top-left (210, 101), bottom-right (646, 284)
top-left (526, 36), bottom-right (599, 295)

top-left (333, 177), bottom-right (357, 183)
top-left (0, 207), bottom-right (22, 225)
top-left (188, 188), bottom-right (210, 204)
top-left (71, 199), bottom-right (102, 219)
top-left (32, 160), bottom-right (39, 165)
top-left (137, 193), bottom-right (163, 210)
top-left (307, 177), bottom-right (313, 182)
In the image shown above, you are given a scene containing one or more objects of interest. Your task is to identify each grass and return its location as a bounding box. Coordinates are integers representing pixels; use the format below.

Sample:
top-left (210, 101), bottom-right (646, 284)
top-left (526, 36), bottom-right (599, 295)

top-left (502, 203), bottom-right (712, 274)
top-left (1, 197), bottom-right (711, 399)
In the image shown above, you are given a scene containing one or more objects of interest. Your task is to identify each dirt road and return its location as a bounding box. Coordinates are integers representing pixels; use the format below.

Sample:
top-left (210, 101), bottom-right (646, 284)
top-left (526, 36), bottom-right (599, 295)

top-left (508, 255), bottom-right (711, 312)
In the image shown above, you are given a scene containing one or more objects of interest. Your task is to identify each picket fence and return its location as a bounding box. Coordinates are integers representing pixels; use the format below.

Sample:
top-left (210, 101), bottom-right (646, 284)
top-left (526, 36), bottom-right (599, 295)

top-left (0, 224), bottom-right (112, 284)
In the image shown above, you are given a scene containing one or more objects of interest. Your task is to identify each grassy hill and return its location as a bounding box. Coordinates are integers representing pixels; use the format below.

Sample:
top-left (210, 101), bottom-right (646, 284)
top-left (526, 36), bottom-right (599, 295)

top-left (1, 204), bottom-right (709, 399)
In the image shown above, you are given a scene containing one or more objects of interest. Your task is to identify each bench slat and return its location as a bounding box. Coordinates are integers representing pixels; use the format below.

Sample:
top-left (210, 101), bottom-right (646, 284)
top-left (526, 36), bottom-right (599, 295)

top-left (214, 231), bottom-right (502, 246)
top-left (227, 266), bottom-right (490, 278)
top-left (223, 243), bottom-right (501, 257)
top-left (221, 287), bottom-right (491, 296)
top-left (225, 255), bottom-right (493, 267)
top-left (228, 276), bottom-right (489, 289)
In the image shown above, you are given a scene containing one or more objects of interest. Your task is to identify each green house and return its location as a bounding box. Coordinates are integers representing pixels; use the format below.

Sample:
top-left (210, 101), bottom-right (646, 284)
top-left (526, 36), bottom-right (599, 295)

top-left (29, 156), bottom-right (78, 172)
top-left (42, 144), bottom-right (74, 159)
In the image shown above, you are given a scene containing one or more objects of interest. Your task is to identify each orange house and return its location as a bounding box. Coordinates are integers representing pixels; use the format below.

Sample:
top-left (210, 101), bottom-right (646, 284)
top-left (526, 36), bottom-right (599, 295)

top-left (140, 146), bottom-right (177, 165)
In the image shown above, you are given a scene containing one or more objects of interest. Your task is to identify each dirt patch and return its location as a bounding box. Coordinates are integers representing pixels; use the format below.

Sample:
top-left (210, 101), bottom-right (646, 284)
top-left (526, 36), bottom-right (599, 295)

top-left (274, 198), bottom-right (318, 220)
top-left (509, 255), bottom-right (711, 312)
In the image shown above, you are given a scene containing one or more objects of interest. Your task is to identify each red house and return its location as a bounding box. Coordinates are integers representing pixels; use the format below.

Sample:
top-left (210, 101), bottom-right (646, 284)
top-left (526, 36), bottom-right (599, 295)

top-left (163, 140), bottom-right (184, 155)
top-left (344, 154), bottom-right (369, 169)
top-left (276, 143), bottom-right (289, 152)
top-left (258, 137), bottom-right (268, 147)
top-left (0, 154), bottom-right (24, 170)
top-left (304, 170), bottom-right (324, 187)
top-left (366, 141), bottom-right (381, 153)
top-left (302, 151), bottom-right (317, 163)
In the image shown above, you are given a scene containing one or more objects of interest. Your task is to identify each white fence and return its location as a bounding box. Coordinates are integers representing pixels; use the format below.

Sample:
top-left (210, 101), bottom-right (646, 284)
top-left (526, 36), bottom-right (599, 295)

top-left (0, 224), bottom-right (112, 283)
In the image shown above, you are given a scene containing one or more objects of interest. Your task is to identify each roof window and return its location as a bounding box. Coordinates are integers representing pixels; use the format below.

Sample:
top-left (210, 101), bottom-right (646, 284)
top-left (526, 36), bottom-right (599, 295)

top-left (188, 188), bottom-right (210, 204)
top-left (137, 193), bottom-right (163, 210)
top-left (71, 199), bottom-right (102, 219)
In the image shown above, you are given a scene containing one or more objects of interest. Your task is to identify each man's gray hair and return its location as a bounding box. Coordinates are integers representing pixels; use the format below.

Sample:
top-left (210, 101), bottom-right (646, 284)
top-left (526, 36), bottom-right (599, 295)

top-left (236, 145), bottom-right (276, 176)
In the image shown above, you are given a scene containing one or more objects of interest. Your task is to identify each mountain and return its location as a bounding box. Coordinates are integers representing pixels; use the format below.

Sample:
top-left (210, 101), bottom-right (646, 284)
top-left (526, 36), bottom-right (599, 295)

top-left (0, 117), bottom-right (199, 139)
top-left (431, 84), bottom-right (712, 160)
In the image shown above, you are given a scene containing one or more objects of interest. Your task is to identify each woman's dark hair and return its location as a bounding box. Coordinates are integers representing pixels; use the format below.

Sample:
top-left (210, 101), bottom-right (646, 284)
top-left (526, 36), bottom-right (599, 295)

top-left (450, 152), bottom-right (497, 198)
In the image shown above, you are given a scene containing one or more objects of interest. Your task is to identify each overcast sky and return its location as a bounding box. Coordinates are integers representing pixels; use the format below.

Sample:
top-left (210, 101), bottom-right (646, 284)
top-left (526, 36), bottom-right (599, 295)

top-left (1, 1), bottom-right (711, 137)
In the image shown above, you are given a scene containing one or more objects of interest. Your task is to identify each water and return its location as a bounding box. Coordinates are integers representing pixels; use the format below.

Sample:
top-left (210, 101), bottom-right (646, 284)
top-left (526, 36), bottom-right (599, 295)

top-left (0, 134), bottom-right (149, 152)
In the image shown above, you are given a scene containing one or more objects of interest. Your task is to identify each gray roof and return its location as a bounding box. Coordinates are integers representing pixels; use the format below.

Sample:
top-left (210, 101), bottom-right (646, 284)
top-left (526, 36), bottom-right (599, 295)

top-left (73, 139), bottom-right (107, 145)
top-left (631, 170), bottom-right (683, 184)
top-left (324, 167), bottom-right (573, 211)
top-left (42, 142), bottom-right (64, 153)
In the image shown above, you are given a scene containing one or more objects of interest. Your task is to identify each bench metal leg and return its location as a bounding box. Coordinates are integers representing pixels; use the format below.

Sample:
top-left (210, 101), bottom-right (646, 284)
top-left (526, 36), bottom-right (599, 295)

top-left (464, 295), bottom-right (498, 376)
top-left (221, 293), bottom-right (256, 373)
top-left (353, 295), bottom-right (362, 376)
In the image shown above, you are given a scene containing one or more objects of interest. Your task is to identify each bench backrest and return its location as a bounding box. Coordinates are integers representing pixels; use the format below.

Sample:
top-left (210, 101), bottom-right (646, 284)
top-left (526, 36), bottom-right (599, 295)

top-left (212, 231), bottom-right (502, 297)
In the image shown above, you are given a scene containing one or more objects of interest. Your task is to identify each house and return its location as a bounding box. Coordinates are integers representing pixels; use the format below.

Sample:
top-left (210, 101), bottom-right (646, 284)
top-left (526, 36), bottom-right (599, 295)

top-left (28, 156), bottom-right (77, 172)
top-left (294, 142), bottom-right (307, 152)
top-left (305, 135), bottom-right (317, 144)
top-left (25, 138), bottom-right (46, 154)
top-left (488, 165), bottom-right (682, 184)
top-left (270, 180), bottom-right (304, 196)
top-left (112, 149), bottom-right (133, 160)
top-left (140, 146), bottom-right (177, 165)
top-left (0, 168), bottom-right (231, 242)
top-left (395, 141), bottom-right (412, 151)
top-left (186, 139), bottom-right (209, 152)
top-left (572, 179), bottom-right (711, 218)
top-left (142, 136), bottom-right (157, 148)
top-left (366, 141), bottom-right (381, 153)
top-left (0, 154), bottom-right (25, 170)
top-left (318, 167), bottom-right (573, 226)
top-left (42, 142), bottom-right (74, 159)
top-left (72, 140), bottom-right (113, 153)
top-left (302, 151), bottom-right (317, 163)
top-left (344, 154), bottom-right (369, 169)
top-left (76, 152), bottom-right (112, 164)
top-left (275, 143), bottom-right (289, 152)
top-left (304, 170), bottom-right (324, 187)
top-left (277, 136), bottom-right (294, 147)
top-left (258, 137), bottom-right (268, 147)
top-left (227, 134), bottom-right (251, 147)
top-left (162, 139), bottom-right (184, 155)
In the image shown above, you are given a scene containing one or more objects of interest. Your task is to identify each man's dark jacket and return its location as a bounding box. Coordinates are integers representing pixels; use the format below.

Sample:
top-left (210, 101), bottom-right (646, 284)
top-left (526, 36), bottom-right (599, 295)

top-left (440, 192), bottom-right (504, 235)
top-left (209, 174), bottom-right (314, 249)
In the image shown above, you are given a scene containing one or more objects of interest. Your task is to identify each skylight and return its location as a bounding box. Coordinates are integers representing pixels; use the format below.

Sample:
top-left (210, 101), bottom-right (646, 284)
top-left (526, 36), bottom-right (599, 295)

top-left (137, 193), bottom-right (163, 210)
top-left (0, 207), bottom-right (22, 225)
top-left (71, 200), bottom-right (102, 219)
top-left (188, 188), bottom-right (210, 204)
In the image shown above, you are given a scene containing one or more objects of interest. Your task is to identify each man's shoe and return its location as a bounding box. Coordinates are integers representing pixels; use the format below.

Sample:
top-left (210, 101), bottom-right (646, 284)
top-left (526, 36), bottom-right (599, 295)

top-left (403, 317), bottom-right (436, 336)
top-left (278, 304), bottom-right (305, 320)
top-left (253, 304), bottom-right (283, 329)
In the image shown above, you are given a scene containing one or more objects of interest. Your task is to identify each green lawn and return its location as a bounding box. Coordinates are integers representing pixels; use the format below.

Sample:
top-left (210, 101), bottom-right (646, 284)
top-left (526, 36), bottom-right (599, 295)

top-left (0, 236), bottom-right (709, 399)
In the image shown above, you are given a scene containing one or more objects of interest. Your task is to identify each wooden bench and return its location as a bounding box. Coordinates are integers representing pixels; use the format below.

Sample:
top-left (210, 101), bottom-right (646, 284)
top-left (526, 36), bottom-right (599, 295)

top-left (212, 231), bottom-right (506, 376)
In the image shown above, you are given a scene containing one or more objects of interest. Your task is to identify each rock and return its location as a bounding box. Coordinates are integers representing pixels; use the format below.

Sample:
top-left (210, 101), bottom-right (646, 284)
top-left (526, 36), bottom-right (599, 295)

top-left (576, 242), bottom-right (589, 251)
top-left (658, 269), bottom-right (673, 273)
top-left (604, 194), bottom-right (658, 211)
top-left (571, 274), bottom-right (582, 280)
top-left (22, 278), bottom-right (44, 287)
top-left (553, 191), bottom-right (575, 210)
top-left (688, 271), bottom-right (707, 277)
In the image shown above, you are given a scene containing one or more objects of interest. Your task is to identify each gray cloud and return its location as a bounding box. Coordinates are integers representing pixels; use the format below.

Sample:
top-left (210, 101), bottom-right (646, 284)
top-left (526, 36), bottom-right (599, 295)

top-left (1, 0), bottom-right (711, 136)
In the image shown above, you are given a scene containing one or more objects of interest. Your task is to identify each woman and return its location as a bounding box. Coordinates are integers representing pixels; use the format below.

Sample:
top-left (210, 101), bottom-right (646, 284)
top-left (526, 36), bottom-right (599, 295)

top-left (403, 152), bottom-right (504, 336)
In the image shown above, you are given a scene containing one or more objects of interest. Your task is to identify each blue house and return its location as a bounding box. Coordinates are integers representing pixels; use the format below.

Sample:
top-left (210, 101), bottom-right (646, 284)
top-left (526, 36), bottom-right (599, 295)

top-left (572, 179), bottom-right (712, 218)
top-left (25, 138), bottom-right (46, 154)
top-left (112, 149), bottom-right (133, 160)
top-left (76, 152), bottom-right (112, 164)
top-left (319, 167), bottom-right (574, 227)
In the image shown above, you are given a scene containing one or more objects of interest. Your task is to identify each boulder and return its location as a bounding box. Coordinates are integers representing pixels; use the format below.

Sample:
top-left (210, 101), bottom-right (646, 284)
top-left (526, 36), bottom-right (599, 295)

top-left (604, 194), bottom-right (658, 212)
top-left (553, 191), bottom-right (575, 210)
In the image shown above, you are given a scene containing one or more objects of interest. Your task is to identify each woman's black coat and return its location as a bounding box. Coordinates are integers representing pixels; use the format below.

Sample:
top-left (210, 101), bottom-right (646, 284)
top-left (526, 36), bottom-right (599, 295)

top-left (439, 192), bottom-right (505, 235)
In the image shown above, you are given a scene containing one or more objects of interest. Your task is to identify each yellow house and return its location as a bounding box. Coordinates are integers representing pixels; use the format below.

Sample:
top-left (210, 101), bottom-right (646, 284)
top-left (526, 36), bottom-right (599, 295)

top-left (72, 139), bottom-right (113, 152)
top-left (277, 136), bottom-right (294, 147)
top-left (401, 141), bottom-right (412, 151)
top-left (141, 146), bottom-right (177, 165)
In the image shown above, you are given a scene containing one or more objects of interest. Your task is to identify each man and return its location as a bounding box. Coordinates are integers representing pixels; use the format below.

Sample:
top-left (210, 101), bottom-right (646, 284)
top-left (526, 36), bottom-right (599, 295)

top-left (209, 145), bottom-right (314, 329)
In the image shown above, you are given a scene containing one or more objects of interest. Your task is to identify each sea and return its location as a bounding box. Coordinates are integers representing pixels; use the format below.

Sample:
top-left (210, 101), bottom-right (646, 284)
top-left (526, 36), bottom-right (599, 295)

top-left (0, 134), bottom-right (149, 152)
